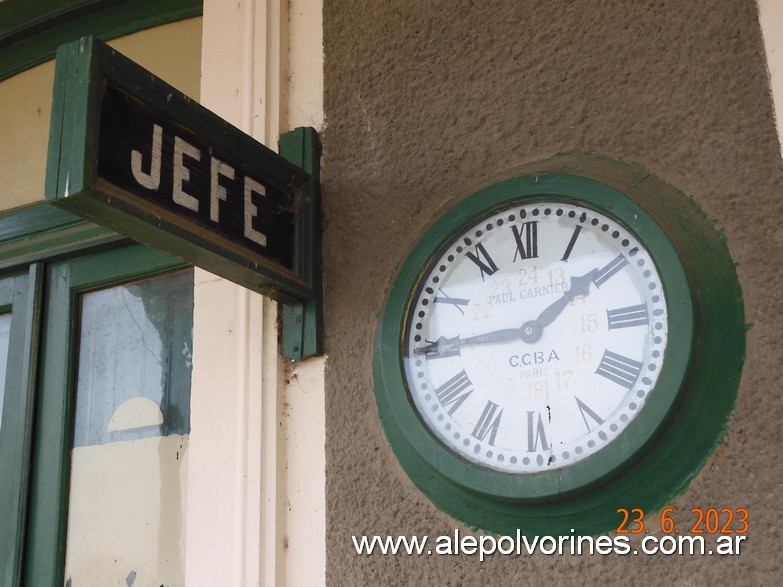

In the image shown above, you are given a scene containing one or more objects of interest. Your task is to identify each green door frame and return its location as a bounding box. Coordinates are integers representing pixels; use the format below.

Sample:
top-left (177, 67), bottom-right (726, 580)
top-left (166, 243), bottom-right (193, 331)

top-left (0, 204), bottom-right (188, 587)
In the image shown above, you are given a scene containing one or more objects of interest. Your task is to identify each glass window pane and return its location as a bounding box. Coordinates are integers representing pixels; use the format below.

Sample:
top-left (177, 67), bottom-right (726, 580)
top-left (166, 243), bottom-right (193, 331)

top-left (0, 313), bottom-right (11, 433)
top-left (63, 268), bottom-right (192, 586)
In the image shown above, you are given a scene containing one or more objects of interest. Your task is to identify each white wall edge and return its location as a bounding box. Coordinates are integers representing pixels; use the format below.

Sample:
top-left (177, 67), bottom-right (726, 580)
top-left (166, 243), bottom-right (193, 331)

top-left (759, 0), bottom-right (783, 161)
top-left (187, 1), bottom-right (325, 585)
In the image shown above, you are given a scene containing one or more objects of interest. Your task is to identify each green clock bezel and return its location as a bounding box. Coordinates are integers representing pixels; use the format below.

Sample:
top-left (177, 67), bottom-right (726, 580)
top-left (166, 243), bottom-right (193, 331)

top-left (378, 173), bottom-right (692, 497)
top-left (373, 161), bottom-right (745, 537)
top-left (402, 190), bottom-right (688, 495)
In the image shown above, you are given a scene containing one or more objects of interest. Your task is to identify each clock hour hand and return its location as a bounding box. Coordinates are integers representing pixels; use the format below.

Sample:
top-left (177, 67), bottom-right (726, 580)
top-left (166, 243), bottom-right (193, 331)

top-left (533, 269), bottom-right (599, 329)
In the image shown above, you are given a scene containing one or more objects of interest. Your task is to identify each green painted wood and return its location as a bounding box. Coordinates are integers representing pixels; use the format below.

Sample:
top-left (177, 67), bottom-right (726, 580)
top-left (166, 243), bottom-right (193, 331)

top-left (0, 203), bottom-right (125, 273)
top-left (0, 275), bottom-right (18, 587)
top-left (279, 127), bottom-right (323, 360)
top-left (373, 158), bottom-right (745, 537)
top-left (23, 261), bottom-right (74, 587)
top-left (22, 243), bottom-right (187, 586)
top-left (0, 266), bottom-right (43, 587)
top-left (46, 37), bottom-right (320, 308)
top-left (67, 241), bottom-right (185, 290)
top-left (46, 36), bottom-right (100, 204)
top-left (0, 0), bottom-right (202, 82)
top-left (1, 1), bottom-right (118, 44)
top-left (0, 204), bottom-right (81, 242)
top-left (0, 273), bottom-right (25, 587)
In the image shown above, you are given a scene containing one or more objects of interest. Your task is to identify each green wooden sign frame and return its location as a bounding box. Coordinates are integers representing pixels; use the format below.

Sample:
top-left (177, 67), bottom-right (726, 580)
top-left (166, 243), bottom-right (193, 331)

top-left (45, 36), bottom-right (322, 360)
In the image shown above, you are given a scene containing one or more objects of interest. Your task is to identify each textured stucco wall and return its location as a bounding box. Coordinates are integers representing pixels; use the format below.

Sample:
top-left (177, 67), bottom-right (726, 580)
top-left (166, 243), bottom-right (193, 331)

top-left (322, 1), bottom-right (782, 584)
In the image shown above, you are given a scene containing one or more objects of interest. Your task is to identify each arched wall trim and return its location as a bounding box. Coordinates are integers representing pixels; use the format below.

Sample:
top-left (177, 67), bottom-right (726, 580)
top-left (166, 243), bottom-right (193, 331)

top-left (0, 0), bottom-right (202, 81)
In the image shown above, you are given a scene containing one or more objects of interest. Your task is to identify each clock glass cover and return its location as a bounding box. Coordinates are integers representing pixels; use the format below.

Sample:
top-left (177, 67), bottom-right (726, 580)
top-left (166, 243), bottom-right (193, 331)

top-left (402, 200), bottom-right (668, 474)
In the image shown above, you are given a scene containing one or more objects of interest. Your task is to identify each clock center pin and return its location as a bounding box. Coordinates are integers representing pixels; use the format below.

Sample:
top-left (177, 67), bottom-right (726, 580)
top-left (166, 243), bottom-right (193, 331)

top-left (520, 320), bottom-right (542, 343)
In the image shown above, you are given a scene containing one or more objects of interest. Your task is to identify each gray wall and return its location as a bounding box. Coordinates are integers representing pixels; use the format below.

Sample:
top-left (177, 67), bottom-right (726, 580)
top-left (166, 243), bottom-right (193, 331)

top-left (322, 1), bottom-right (781, 583)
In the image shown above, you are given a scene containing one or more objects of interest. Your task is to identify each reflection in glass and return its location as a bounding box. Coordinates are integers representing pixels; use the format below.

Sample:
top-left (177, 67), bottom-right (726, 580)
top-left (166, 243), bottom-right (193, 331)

top-left (0, 313), bottom-right (11, 433)
top-left (64, 269), bottom-right (193, 586)
top-left (72, 270), bottom-right (192, 446)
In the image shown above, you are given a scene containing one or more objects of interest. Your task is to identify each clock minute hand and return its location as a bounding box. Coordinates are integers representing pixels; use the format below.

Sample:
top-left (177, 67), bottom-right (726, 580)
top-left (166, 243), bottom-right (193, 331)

top-left (413, 328), bottom-right (524, 357)
top-left (534, 269), bottom-right (599, 329)
top-left (460, 328), bottom-right (525, 345)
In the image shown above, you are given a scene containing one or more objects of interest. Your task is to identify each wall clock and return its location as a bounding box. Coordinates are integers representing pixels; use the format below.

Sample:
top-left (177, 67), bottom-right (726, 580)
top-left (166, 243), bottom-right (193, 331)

top-left (373, 158), bottom-right (745, 536)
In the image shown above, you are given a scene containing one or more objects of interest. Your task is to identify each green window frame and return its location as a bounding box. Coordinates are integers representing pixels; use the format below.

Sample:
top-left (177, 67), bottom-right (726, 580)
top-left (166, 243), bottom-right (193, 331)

top-left (0, 203), bottom-right (190, 587)
top-left (0, 265), bottom-right (42, 587)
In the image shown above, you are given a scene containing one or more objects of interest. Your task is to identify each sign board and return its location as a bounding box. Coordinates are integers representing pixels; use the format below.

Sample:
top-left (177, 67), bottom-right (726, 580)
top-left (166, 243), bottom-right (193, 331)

top-left (45, 36), bottom-right (321, 359)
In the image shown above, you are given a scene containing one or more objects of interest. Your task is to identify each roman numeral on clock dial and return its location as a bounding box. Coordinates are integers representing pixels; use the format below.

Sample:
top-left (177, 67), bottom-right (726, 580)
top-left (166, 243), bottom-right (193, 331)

top-left (433, 288), bottom-right (469, 315)
top-left (592, 254), bottom-right (628, 288)
top-left (434, 370), bottom-right (474, 415)
top-left (561, 225), bottom-right (582, 261)
top-left (512, 221), bottom-right (538, 261)
top-left (465, 242), bottom-right (499, 280)
top-left (527, 410), bottom-right (551, 452)
top-left (595, 350), bottom-right (643, 389)
top-left (575, 396), bottom-right (605, 432)
top-left (471, 400), bottom-right (502, 445)
top-left (607, 304), bottom-right (649, 329)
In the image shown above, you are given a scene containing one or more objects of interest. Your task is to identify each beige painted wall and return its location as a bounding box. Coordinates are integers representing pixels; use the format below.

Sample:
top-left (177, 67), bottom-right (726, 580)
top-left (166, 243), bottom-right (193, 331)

top-left (0, 17), bottom-right (202, 211)
top-left (64, 436), bottom-right (189, 585)
top-left (0, 61), bottom-right (54, 210)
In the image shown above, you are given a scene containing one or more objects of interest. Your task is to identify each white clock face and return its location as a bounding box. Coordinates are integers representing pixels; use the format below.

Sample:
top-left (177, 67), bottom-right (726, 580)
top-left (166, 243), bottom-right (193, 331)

top-left (402, 200), bottom-right (669, 474)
